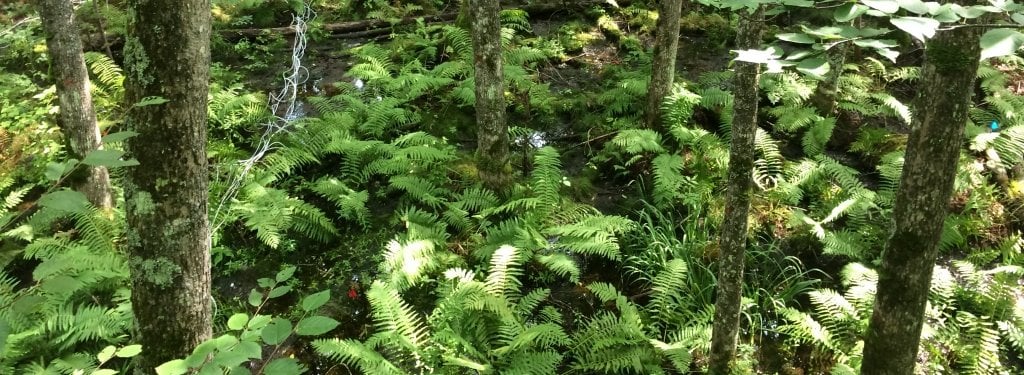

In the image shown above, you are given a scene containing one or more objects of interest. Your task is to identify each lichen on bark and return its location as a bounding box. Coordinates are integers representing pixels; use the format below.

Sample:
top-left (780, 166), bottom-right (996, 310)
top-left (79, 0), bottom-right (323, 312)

top-left (122, 0), bottom-right (213, 372)
top-left (469, 0), bottom-right (510, 190)
top-left (708, 6), bottom-right (765, 374)
top-left (36, 0), bottom-right (113, 210)
top-left (860, 7), bottom-right (986, 374)
top-left (645, 0), bottom-right (684, 130)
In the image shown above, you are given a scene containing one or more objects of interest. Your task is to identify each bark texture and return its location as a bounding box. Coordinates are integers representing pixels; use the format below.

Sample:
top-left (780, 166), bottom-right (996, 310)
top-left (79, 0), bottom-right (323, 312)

top-left (36, 0), bottom-right (112, 210)
top-left (470, 0), bottom-right (510, 189)
top-left (122, 0), bottom-right (213, 371)
top-left (812, 42), bottom-right (848, 117)
top-left (645, 0), bottom-right (683, 130)
top-left (707, 6), bottom-right (764, 374)
top-left (860, 17), bottom-right (984, 375)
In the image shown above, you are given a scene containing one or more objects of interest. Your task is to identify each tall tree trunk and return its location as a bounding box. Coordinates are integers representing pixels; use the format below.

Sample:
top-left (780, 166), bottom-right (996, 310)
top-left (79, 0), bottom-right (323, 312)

top-left (121, 0), bottom-right (212, 371)
top-left (811, 42), bottom-right (848, 117)
top-left (860, 17), bottom-right (984, 375)
top-left (36, 0), bottom-right (112, 210)
top-left (644, 0), bottom-right (683, 130)
top-left (707, 6), bottom-right (764, 374)
top-left (470, 0), bottom-right (510, 190)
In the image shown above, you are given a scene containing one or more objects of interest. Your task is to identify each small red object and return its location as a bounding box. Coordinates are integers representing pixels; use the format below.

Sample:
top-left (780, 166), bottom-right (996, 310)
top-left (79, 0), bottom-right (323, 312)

top-left (347, 287), bottom-right (358, 299)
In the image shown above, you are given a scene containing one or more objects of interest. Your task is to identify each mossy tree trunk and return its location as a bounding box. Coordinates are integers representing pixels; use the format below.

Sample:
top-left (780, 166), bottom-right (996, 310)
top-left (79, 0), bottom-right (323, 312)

top-left (707, 6), bottom-right (764, 374)
top-left (860, 17), bottom-right (984, 375)
top-left (645, 0), bottom-right (683, 130)
top-left (470, 0), bottom-right (510, 190)
top-left (811, 42), bottom-right (848, 117)
top-left (36, 0), bottom-right (112, 210)
top-left (122, 0), bottom-right (212, 371)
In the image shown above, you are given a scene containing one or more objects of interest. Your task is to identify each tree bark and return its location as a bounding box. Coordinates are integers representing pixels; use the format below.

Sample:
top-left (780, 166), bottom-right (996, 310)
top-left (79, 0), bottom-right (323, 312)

top-left (811, 42), bottom-right (848, 117)
top-left (121, 0), bottom-right (213, 371)
top-left (860, 16), bottom-right (984, 375)
top-left (36, 0), bottom-right (113, 210)
top-left (470, 0), bottom-right (510, 190)
top-left (708, 6), bottom-right (764, 374)
top-left (645, 0), bottom-right (683, 130)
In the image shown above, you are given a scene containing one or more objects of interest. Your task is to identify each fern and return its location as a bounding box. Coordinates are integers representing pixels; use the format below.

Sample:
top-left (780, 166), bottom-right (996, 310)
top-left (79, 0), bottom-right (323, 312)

top-left (317, 245), bottom-right (570, 374)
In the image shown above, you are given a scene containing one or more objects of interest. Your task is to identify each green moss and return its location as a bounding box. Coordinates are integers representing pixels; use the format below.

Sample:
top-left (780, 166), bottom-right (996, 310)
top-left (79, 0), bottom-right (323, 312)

top-left (131, 257), bottom-right (181, 288)
top-left (132, 190), bottom-right (155, 216)
top-left (154, 178), bottom-right (170, 192)
top-left (123, 36), bottom-right (152, 87)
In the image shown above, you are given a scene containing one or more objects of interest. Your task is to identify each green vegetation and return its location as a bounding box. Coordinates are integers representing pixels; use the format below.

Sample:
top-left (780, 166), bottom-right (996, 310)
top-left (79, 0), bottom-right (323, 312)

top-left (2, 0), bottom-right (1024, 374)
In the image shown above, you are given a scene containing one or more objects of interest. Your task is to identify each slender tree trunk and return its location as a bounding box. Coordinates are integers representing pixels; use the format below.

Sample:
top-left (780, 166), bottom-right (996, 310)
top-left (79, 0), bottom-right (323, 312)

top-left (121, 0), bottom-right (212, 371)
top-left (470, 0), bottom-right (510, 190)
top-left (36, 0), bottom-right (112, 210)
top-left (707, 6), bottom-right (764, 374)
top-left (860, 16), bottom-right (984, 375)
top-left (811, 42), bottom-right (848, 117)
top-left (645, 0), bottom-right (683, 130)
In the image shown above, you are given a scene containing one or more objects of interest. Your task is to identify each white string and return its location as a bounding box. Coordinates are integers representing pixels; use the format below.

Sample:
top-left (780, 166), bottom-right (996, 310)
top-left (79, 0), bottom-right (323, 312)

top-left (210, 2), bottom-right (316, 238)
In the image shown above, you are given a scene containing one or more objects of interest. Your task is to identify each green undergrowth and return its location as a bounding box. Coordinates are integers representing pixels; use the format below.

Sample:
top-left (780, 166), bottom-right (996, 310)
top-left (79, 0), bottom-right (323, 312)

top-left (1, 1), bottom-right (1023, 374)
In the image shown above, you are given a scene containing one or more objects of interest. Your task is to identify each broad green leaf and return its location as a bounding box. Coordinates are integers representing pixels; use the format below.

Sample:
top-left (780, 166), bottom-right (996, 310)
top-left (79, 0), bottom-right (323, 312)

top-left (38, 190), bottom-right (90, 212)
top-left (213, 334), bottom-right (239, 350)
top-left (263, 358), bottom-right (304, 375)
top-left (294, 316), bottom-right (340, 336)
top-left (777, 33), bottom-right (816, 44)
top-left (236, 341), bottom-right (262, 360)
top-left (834, 4), bottom-right (868, 22)
top-left (929, 5), bottom-right (959, 22)
top-left (1013, 13), bottom-right (1024, 25)
top-left (862, 0), bottom-right (899, 14)
top-left (980, 28), bottom-right (1024, 60)
top-left (801, 25), bottom-right (848, 39)
top-left (115, 344), bottom-right (143, 358)
top-left (261, 318), bottom-right (292, 345)
top-left (301, 290), bottom-right (331, 312)
top-left (897, 0), bottom-right (928, 14)
top-left (785, 49), bottom-right (815, 60)
top-left (45, 162), bottom-right (65, 182)
top-left (155, 360), bottom-right (189, 375)
top-left (954, 4), bottom-right (999, 19)
top-left (796, 58), bottom-right (831, 80)
top-left (267, 285), bottom-right (292, 298)
top-left (276, 266), bottom-right (296, 282)
top-left (44, 160), bottom-right (77, 181)
top-left (197, 364), bottom-right (221, 375)
top-left (91, 370), bottom-right (118, 375)
top-left (134, 96), bottom-right (169, 107)
top-left (780, 0), bottom-right (814, 7)
top-left (890, 17), bottom-right (940, 42)
top-left (256, 278), bottom-right (275, 289)
top-left (227, 313), bottom-right (250, 330)
top-left (82, 149), bottom-right (140, 168)
top-left (212, 341), bottom-right (260, 368)
top-left (733, 48), bottom-right (778, 64)
top-left (247, 314), bottom-right (273, 330)
top-left (248, 289), bottom-right (262, 307)
top-left (101, 131), bottom-right (139, 143)
top-left (852, 27), bottom-right (891, 38)
top-left (97, 345), bottom-right (117, 363)
top-left (853, 39), bottom-right (899, 49)
top-left (875, 47), bottom-right (901, 62)
top-left (228, 367), bottom-right (253, 375)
